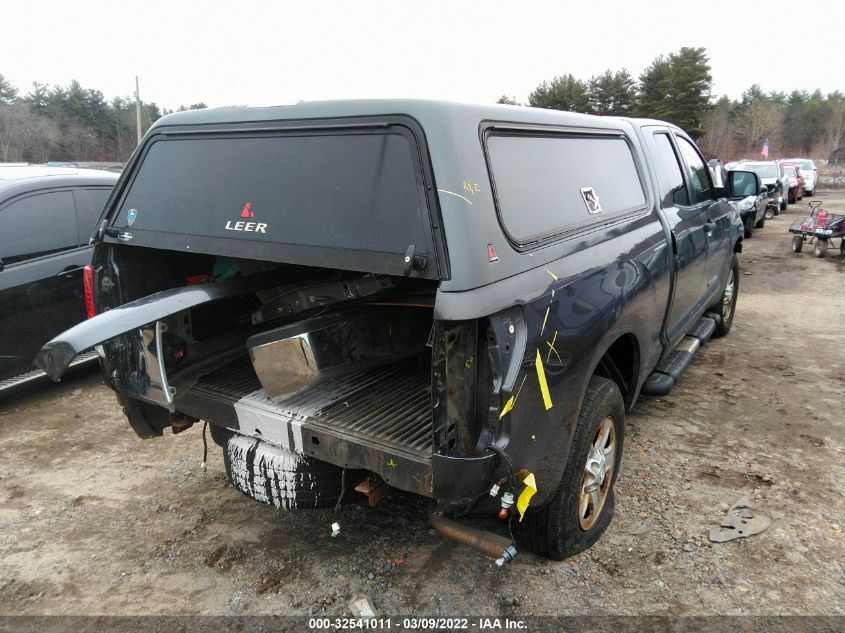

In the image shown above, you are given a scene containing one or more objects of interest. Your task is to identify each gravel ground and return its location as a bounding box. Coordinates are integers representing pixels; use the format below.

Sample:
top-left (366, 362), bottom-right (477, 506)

top-left (1, 192), bottom-right (843, 617)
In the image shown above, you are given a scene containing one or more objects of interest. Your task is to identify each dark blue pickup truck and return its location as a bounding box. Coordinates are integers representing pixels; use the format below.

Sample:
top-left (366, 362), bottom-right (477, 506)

top-left (37, 100), bottom-right (754, 562)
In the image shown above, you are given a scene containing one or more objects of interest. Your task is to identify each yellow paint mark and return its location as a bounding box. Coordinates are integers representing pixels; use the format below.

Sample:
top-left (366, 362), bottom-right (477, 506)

top-left (544, 268), bottom-right (558, 282)
top-left (540, 306), bottom-right (550, 335)
top-left (551, 288), bottom-right (555, 299)
top-left (499, 396), bottom-right (515, 420)
top-left (531, 434), bottom-right (536, 441)
top-left (535, 350), bottom-right (553, 410)
top-left (437, 189), bottom-right (473, 206)
top-left (387, 459), bottom-right (397, 469)
top-left (546, 331), bottom-right (562, 364)
top-left (499, 374), bottom-right (528, 420)
top-left (517, 472), bottom-right (538, 521)
top-left (462, 180), bottom-right (482, 195)
top-left (464, 356), bottom-right (474, 369)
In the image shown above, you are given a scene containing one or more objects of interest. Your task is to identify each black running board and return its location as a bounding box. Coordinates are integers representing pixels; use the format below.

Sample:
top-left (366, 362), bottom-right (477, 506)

top-left (642, 316), bottom-right (718, 397)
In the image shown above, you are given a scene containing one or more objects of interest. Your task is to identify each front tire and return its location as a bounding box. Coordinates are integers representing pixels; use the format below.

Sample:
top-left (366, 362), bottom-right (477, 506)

top-left (755, 215), bottom-right (766, 229)
top-left (765, 207), bottom-right (775, 220)
top-left (792, 235), bottom-right (804, 253)
top-left (743, 216), bottom-right (753, 239)
top-left (517, 376), bottom-right (625, 560)
top-left (710, 254), bottom-right (738, 338)
top-left (814, 240), bottom-right (828, 258)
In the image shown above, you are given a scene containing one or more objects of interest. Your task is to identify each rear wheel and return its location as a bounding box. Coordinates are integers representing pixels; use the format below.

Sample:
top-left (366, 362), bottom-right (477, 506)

top-left (516, 376), bottom-right (625, 560)
top-left (710, 255), bottom-right (738, 338)
top-left (792, 235), bottom-right (804, 253)
top-left (814, 240), bottom-right (828, 258)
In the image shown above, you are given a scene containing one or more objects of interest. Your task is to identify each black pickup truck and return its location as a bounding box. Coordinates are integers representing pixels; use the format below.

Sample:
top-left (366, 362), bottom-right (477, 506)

top-left (37, 101), bottom-right (753, 561)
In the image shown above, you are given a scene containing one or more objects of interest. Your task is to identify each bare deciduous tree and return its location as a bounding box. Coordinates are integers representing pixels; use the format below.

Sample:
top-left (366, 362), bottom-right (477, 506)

top-left (734, 99), bottom-right (783, 156)
top-left (813, 98), bottom-right (845, 158)
top-left (700, 97), bottom-right (734, 159)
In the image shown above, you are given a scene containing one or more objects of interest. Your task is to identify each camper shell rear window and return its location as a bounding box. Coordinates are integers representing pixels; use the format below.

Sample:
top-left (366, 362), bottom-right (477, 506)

top-left (109, 124), bottom-right (439, 278)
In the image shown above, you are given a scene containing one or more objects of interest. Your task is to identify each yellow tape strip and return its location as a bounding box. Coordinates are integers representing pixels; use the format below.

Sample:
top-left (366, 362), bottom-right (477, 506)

top-left (540, 306), bottom-right (550, 335)
top-left (546, 330), bottom-right (559, 363)
top-left (535, 349), bottom-right (553, 410)
top-left (517, 472), bottom-right (537, 521)
top-left (544, 268), bottom-right (558, 281)
top-left (499, 396), bottom-right (514, 420)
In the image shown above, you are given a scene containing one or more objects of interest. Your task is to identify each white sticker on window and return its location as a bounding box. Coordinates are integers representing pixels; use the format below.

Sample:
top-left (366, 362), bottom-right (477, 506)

top-left (580, 187), bottom-right (602, 214)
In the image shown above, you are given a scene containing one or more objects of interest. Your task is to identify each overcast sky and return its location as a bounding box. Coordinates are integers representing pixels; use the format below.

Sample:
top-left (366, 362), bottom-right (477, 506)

top-left (2, 0), bottom-right (842, 110)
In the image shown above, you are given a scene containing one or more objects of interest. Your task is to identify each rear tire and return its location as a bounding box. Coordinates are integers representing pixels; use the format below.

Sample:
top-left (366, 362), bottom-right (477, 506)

top-left (224, 434), bottom-right (347, 509)
top-left (792, 235), bottom-right (804, 253)
top-left (780, 200), bottom-right (787, 211)
top-left (755, 215), bottom-right (766, 229)
top-left (814, 240), bottom-right (828, 258)
top-left (765, 208), bottom-right (775, 220)
top-left (710, 254), bottom-right (738, 338)
top-left (516, 376), bottom-right (625, 560)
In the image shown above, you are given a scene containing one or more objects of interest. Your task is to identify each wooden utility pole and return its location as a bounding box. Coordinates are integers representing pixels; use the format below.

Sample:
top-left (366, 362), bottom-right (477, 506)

top-left (134, 76), bottom-right (142, 145)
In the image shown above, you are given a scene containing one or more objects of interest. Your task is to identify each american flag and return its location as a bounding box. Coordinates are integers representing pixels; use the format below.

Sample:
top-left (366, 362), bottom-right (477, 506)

top-left (761, 139), bottom-right (769, 158)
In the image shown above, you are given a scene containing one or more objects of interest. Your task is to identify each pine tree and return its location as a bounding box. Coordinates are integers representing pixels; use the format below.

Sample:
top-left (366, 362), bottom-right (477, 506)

top-left (0, 74), bottom-right (18, 104)
top-left (637, 47), bottom-right (712, 138)
top-left (528, 75), bottom-right (590, 113)
top-left (588, 69), bottom-right (637, 116)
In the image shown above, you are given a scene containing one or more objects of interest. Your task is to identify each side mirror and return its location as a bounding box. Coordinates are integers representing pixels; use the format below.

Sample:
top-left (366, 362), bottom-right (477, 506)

top-left (727, 170), bottom-right (760, 199)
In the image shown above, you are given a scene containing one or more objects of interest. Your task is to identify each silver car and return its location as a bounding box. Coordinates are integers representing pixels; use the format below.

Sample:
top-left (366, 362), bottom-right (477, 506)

top-left (735, 161), bottom-right (784, 215)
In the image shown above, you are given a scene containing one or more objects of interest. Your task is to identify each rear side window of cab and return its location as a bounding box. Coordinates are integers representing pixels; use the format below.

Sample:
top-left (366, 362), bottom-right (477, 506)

top-left (484, 130), bottom-right (647, 249)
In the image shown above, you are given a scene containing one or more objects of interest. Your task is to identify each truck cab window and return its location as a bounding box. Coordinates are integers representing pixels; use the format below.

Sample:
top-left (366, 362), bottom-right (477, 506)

top-left (676, 137), bottom-right (713, 204)
top-left (649, 133), bottom-right (689, 207)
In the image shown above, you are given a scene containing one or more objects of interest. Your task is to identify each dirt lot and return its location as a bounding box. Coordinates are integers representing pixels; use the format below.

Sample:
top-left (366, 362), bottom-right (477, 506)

top-left (1, 193), bottom-right (844, 618)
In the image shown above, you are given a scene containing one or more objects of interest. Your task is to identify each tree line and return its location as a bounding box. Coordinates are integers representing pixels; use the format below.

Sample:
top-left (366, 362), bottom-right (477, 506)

top-left (0, 74), bottom-right (206, 163)
top-left (3, 49), bottom-right (843, 163)
top-left (498, 47), bottom-right (845, 160)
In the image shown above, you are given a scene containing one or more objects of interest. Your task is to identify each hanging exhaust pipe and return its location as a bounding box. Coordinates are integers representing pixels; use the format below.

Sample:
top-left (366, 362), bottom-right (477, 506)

top-left (430, 514), bottom-right (517, 566)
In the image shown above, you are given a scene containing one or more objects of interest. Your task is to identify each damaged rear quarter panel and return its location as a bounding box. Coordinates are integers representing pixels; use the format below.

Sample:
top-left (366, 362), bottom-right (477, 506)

top-left (434, 200), bottom-right (671, 509)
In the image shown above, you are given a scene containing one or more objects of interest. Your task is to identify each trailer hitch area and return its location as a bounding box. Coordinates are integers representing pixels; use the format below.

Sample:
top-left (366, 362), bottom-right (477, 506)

top-left (430, 514), bottom-right (517, 567)
top-left (355, 475), bottom-right (387, 507)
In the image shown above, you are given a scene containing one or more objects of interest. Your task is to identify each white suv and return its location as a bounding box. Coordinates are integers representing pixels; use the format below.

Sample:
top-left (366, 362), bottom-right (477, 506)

top-left (782, 158), bottom-right (818, 196)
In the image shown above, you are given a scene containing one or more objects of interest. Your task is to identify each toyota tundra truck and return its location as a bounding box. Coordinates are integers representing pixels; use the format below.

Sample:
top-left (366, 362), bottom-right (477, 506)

top-left (37, 100), bottom-right (752, 561)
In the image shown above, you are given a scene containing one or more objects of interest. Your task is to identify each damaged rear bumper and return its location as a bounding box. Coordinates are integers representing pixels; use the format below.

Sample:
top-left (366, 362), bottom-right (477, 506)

top-left (175, 357), bottom-right (496, 499)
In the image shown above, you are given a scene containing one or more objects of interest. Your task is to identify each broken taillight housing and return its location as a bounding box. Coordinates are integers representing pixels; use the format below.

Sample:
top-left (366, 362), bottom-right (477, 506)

top-left (83, 264), bottom-right (96, 318)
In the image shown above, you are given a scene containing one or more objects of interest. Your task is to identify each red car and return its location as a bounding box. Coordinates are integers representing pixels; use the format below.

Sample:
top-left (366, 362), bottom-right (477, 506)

top-left (794, 166), bottom-right (806, 201)
top-left (780, 163), bottom-right (804, 203)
